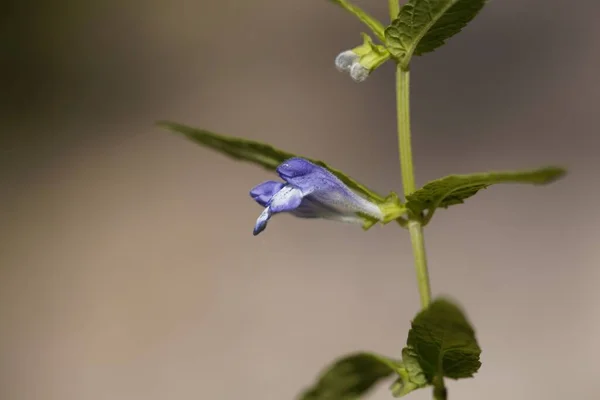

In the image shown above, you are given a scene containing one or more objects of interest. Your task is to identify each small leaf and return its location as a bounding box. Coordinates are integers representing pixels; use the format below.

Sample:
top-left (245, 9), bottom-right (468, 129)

top-left (407, 298), bottom-right (481, 381)
top-left (385, 0), bottom-right (487, 68)
top-left (158, 121), bottom-right (386, 203)
top-left (406, 167), bottom-right (566, 220)
top-left (299, 352), bottom-right (398, 400)
top-left (390, 347), bottom-right (428, 397)
top-left (329, 0), bottom-right (386, 42)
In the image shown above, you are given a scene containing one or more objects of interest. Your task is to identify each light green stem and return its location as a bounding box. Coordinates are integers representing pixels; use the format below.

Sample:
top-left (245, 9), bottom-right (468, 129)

top-left (391, 5), bottom-right (441, 400)
top-left (396, 67), bottom-right (416, 195)
top-left (408, 220), bottom-right (431, 307)
top-left (388, 0), bottom-right (399, 20)
top-left (396, 59), bottom-right (439, 400)
top-left (395, 65), bottom-right (432, 309)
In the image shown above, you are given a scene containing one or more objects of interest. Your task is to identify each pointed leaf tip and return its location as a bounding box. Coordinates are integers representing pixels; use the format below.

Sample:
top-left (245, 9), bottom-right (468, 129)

top-left (407, 166), bottom-right (566, 221)
top-left (298, 352), bottom-right (398, 400)
top-left (158, 120), bottom-right (387, 203)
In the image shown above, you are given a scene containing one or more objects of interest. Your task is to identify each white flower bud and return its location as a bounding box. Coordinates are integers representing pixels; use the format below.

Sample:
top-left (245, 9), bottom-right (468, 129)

top-left (350, 63), bottom-right (370, 82)
top-left (335, 50), bottom-right (359, 73)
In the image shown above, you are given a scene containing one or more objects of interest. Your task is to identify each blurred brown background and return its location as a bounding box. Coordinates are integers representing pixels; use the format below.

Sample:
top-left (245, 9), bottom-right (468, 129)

top-left (1, 0), bottom-right (599, 399)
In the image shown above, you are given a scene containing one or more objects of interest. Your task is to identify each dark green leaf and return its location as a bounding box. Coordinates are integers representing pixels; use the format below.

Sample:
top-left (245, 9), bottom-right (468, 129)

top-left (390, 347), bottom-right (428, 397)
top-left (329, 0), bottom-right (386, 42)
top-left (406, 167), bottom-right (566, 219)
top-left (385, 0), bottom-right (487, 67)
top-left (407, 298), bottom-right (481, 381)
top-left (299, 352), bottom-right (398, 400)
top-left (158, 121), bottom-right (386, 203)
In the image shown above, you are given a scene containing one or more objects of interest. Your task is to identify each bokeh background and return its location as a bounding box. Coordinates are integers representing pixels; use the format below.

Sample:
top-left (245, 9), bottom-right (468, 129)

top-left (1, 1), bottom-right (599, 399)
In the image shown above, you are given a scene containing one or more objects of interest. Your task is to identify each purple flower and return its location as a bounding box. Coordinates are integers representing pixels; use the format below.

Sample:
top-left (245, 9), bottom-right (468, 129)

top-left (250, 158), bottom-right (384, 235)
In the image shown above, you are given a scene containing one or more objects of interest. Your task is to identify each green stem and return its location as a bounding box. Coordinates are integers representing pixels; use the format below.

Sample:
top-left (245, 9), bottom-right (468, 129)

top-left (395, 65), bottom-right (432, 309)
top-left (395, 60), bottom-right (439, 399)
top-left (396, 66), bottom-right (416, 195)
top-left (433, 377), bottom-right (448, 400)
top-left (388, 0), bottom-right (399, 20)
top-left (408, 220), bottom-right (431, 307)
top-left (391, 4), bottom-right (440, 399)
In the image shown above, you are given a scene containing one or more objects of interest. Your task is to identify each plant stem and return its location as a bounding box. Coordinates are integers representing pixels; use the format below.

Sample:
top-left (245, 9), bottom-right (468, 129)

top-left (433, 377), bottom-right (448, 400)
top-left (391, 4), bottom-right (439, 399)
top-left (408, 220), bottom-right (431, 307)
top-left (396, 66), bottom-right (416, 195)
top-left (395, 65), bottom-right (432, 309)
top-left (388, 0), bottom-right (399, 20)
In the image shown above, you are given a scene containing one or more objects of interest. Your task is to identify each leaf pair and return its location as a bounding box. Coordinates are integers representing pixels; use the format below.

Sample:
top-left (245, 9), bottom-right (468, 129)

top-left (158, 122), bottom-right (565, 226)
top-left (298, 299), bottom-right (481, 399)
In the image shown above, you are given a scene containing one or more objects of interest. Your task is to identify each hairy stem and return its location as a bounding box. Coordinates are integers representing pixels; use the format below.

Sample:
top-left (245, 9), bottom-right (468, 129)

top-left (396, 66), bottom-right (416, 196)
top-left (396, 58), bottom-right (440, 400)
top-left (395, 66), bottom-right (432, 308)
top-left (408, 220), bottom-right (431, 307)
top-left (396, 60), bottom-right (439, 399)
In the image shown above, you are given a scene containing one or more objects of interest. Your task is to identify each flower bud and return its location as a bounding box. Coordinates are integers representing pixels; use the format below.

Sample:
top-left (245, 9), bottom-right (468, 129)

top-left (334, 34), bottom-right (390, 83)
top-left (350, 63), bottom-right (370, 82)
top-left (335, 50), bottom-right (359, 73)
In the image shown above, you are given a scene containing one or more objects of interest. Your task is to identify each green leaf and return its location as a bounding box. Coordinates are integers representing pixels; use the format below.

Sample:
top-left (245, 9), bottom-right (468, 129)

top-left (406, 167), bottom-right (566, 221)
top-left (407, 298), bottom-right (481, 382)
top-left (158, 120), bottom-right (386, 203)
top-left (329, 0), bottom-right (386, 42)
top-left (385, 0), bottom-right (487, 68)
top-left (390, 347), bottom-right (428, 397)
top-left (299, 352), bottom-right (398, 400)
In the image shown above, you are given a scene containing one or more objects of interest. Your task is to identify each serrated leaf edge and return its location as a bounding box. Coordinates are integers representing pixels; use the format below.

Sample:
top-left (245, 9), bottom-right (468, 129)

top-left (408, 167), bottom-right (566, 225)
top-left (386, 0), bottom-right (457, 68)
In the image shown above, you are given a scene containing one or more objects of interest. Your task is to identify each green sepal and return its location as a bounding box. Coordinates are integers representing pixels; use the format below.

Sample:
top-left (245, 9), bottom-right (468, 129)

top-left (352, 33), bottom-right (391, 72)
top-left (358, 192), bottom-right (406, 230)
